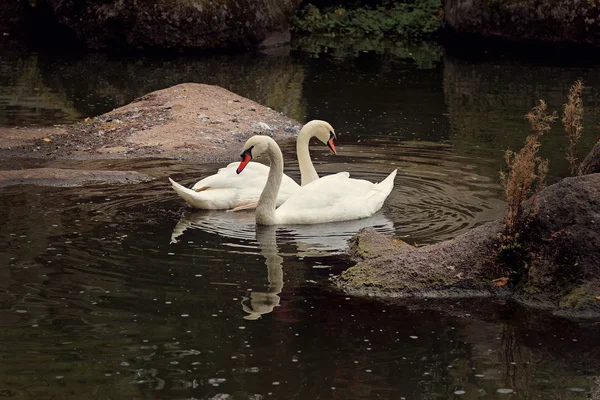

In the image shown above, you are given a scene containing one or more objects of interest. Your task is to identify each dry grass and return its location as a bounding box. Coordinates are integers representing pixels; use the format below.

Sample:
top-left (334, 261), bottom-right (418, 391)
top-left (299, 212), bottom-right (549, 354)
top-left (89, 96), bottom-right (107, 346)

top-left (500, 100), bottom-right (556, 238)
top-left (562, 80), bottom-right (584, 175)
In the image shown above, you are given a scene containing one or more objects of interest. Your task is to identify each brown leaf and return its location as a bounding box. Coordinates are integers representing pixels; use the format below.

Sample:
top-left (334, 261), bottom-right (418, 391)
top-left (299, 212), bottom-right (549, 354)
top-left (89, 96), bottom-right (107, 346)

top-left (42, 138), bottom-right (51, 142)
top-left (492, 277), bottom-right (509, 286)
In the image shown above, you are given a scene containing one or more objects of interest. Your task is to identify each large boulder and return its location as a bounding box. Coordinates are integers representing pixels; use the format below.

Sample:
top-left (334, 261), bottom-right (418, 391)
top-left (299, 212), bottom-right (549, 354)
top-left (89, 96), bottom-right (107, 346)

top-left (444, 0), bottom-right (600, 46)
top-left (581, 140), bottom-right (600, 175)
top-left (518, 174), bottom-right (600, 315)
top-left (7, 0), bottom-right (297, 50)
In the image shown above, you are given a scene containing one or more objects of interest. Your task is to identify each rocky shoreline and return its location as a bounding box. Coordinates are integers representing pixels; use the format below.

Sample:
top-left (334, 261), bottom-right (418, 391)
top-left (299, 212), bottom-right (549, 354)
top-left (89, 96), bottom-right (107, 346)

top-left (334, 172), bottom-right (600, 319)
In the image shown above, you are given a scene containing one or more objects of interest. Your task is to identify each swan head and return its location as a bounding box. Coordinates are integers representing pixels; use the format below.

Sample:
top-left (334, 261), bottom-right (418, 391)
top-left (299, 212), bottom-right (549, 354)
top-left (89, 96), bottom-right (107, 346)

top-left (236, 135), bottom-right (273, 174)
top-left (301, 120), bottom-right (337, 155)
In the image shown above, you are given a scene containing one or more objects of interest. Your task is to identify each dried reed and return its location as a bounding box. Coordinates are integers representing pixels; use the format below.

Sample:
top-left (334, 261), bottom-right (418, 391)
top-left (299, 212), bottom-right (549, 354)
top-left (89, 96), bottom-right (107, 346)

top-left (562, 80), bottom-right (584, 175)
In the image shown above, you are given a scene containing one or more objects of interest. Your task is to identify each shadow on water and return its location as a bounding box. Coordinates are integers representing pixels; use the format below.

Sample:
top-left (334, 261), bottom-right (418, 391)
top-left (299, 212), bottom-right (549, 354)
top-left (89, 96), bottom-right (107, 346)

top-left (1, 36), bottom-right (600, 398)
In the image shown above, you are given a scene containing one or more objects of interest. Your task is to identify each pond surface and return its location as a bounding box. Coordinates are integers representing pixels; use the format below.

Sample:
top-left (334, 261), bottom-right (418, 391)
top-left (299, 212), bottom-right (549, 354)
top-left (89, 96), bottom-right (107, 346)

top-left (1, 38), bottom-right (600, 398)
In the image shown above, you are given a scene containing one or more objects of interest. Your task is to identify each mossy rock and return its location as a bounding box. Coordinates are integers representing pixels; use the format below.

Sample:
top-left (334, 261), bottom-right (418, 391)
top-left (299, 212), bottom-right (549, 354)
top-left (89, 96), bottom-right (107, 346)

top-left (8, 0), bottom-right (297, 50)
top-left (444, 0), bottom-right (600, 46)
top-left (560, 283), bottom-right (600, 311)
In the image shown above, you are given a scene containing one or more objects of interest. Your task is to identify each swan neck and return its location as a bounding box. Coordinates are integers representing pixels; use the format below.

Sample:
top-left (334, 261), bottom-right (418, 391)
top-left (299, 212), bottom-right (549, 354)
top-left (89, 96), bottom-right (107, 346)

top-left (256, 142), bottom-right (283, 225)
top-left (297, 129), bottom-right (319, 186)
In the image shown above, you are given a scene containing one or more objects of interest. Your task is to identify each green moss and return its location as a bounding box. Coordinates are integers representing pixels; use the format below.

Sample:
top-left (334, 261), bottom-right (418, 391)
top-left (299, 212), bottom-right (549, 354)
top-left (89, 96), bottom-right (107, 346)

top-left (560, 286), bottom-right (598, 309)
top-left (292, 1), bottom-right (443, 39)
top-left (349, 235), bottom-right (381, 259)
top-left (428, 274), bottom-right (453, 287)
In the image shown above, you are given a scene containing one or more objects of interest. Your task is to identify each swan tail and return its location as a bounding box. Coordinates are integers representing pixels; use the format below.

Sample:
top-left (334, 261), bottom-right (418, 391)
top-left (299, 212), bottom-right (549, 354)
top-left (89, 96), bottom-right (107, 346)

top-left (375, 169), bottom-right (397, 196)
top-left (365, 169), bottom-right (397, 214)
top-left (169, 177), bottom-right (215, 209)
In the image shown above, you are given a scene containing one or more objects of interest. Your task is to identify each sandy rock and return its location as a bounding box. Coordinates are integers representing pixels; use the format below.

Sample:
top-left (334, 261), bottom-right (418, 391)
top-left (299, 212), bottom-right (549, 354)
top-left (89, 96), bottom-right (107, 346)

top-left (0, 83), bottom-right (301, 161)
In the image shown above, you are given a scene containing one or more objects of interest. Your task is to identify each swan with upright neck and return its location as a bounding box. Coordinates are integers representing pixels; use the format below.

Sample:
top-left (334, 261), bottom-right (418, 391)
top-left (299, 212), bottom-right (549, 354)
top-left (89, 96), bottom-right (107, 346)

top-left (236, 135), bottom-right (397, 225)
top-left (169, 120), bottom-right (336, 210)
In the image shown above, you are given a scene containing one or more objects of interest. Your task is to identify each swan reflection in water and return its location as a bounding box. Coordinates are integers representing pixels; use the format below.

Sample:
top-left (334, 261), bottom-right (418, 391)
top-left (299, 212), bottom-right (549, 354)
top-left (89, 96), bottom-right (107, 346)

top-left (242, 225), bottom-right (283, 320)
top-left (170, 210), bottom-right (394, 319)
top-left (170, 210), bottom-right (395, 256)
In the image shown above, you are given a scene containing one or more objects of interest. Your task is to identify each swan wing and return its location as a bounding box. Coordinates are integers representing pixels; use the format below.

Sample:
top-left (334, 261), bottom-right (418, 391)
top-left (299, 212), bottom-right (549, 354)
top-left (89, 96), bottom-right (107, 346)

top-left (170, 162), bottom-right (300, 210)
top-left (191, 162), bottom-right (270, 190)
top-left (275, 170), bottom-right (397, 224)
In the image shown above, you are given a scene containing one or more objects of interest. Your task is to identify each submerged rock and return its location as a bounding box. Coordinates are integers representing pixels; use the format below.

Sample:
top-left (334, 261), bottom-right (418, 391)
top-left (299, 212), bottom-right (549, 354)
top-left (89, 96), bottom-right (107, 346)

top-left (335, 174), bottom-right (600, 317)
top-left (0, 168), bottom-right (152, 187)
top-left (444, 0), bottom-right (600, 46)
top-left (5, 0), bottom-right (296, 50)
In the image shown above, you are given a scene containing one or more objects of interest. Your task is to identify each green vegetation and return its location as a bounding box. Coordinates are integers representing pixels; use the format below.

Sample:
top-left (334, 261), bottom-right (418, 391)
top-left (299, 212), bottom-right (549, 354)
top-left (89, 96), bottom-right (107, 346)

top-left (560, 285), bottom-right (598, 309)
top-left (292, 0), bottom-right (443, 39)
top-left (291, 35), bottom-right (442, 68)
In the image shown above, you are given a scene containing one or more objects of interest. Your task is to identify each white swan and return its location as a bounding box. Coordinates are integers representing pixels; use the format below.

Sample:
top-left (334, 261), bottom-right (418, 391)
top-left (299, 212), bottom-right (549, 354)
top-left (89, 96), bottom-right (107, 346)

top-left (236, 135), bottom-right (397, 225)
top-left (169, 120), bottom-right (337, 210)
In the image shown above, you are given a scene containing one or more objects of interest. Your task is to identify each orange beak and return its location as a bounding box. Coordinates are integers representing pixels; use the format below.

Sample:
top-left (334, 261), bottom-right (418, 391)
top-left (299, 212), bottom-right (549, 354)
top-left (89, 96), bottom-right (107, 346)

top-left (327, 137), bottom-right (337, 155)
top-left (237, 153), bottom-right (252, 174)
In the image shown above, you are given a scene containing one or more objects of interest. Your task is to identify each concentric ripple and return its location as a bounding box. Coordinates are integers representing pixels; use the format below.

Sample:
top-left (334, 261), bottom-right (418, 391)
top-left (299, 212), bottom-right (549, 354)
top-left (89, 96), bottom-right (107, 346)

top-left (282, 138), bottom-right (506, 245)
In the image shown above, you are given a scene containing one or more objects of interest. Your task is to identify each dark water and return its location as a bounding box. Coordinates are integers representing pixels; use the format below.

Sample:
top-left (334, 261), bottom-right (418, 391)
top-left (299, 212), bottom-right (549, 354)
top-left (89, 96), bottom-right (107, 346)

top-left (1, 39), bottom-right (600, 398)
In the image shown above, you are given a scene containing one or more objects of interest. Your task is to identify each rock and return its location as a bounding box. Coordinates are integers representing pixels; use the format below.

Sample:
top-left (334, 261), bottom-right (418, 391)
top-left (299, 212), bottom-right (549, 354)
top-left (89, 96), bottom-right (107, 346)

top-left (580, 140), bottom-right (600, 175)
top-left (0, 168), bottom-right (153, 187)
top-left (254, 122), bottom-right (273, 131)
top-left (335, 174), bottom-right (600, 317)
top-left (13, 0), bottom-right (296, 50)
top-left (252, 122), bottom-right (275, 135)
top-left (444, 0), bottom-right (600, 46)
top-left (518, 174), bottom-right (600, 316)
top-left (284, 125), bottom-right (301, 135)
top-left (347, 229), bottom-right (413, 261)
top-left (336, 220), bottom-right (503, 298)
top-left (0, 83), bottom-right (300, 161)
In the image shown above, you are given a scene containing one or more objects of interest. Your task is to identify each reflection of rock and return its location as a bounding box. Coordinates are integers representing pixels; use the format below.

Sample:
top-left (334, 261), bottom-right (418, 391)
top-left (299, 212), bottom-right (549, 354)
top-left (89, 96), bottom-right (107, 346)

top-left (0, 168), bottom-right (152, 187)
top-left (12, 0), bottom-right (296, 50)
top-left (443, 54), bottom-right (600, 176)
top-left (444, 0), bottom-right (600, 46)
top-left (1, 49), bottom-right (305, 127)
top-left (336, 174), bottom-right (600, 317)
top-left (242, 226), bottom-right (283, 320)
top-left (0, 53), bottom-right (80, 126)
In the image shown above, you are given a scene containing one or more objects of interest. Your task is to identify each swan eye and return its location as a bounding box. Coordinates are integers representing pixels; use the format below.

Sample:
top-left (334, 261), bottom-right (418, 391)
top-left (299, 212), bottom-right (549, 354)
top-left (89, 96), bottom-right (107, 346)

top-left (239, 146), bottom-right (254, 159)
top-left (329, 131), bottom-right (337, 141)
